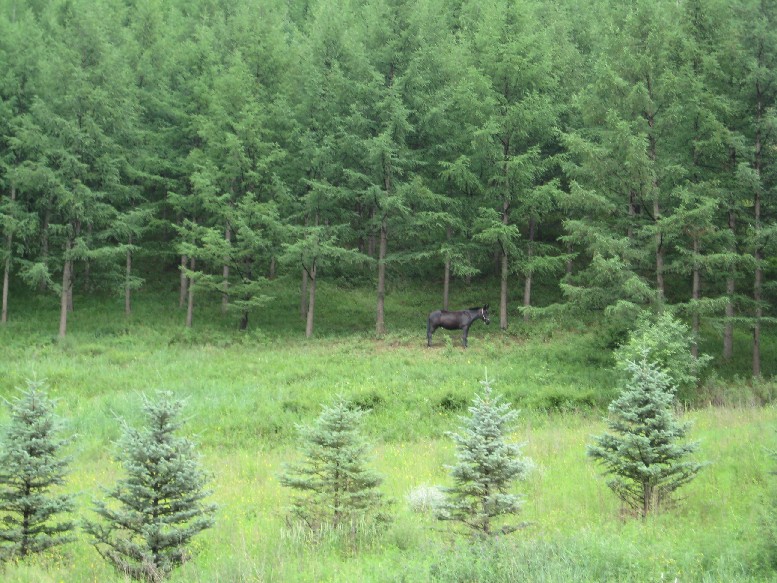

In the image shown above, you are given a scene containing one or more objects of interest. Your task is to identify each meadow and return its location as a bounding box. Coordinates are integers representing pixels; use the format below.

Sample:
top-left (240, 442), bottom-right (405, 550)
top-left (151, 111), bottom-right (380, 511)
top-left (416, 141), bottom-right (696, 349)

top-left (0, 276), bottom-right (776, 582)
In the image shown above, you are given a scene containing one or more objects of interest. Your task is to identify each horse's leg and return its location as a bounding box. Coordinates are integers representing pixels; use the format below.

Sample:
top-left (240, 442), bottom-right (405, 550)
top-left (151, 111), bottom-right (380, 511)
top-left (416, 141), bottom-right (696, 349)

top-left (462, 326), bottom-right (469, 348)
top-left (427, 320), bottom-right (434, 347)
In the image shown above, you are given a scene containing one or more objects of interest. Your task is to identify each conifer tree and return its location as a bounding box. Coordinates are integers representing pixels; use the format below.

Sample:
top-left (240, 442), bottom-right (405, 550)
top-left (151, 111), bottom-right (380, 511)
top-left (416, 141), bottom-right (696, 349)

top-left (588, 358), bottom-right (706, 518)
top-left (279, 398), bottom-right (385, 532)
top-left (437, 377), bottom-right (530, 537)
top-left (85, 392), bottom-right (215, 582)
top-left (0, 379), bottom-right (74, 561)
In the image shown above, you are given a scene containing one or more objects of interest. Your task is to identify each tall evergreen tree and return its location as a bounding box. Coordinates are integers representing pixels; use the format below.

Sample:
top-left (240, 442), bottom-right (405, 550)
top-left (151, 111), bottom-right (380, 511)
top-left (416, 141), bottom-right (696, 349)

top-left (730, 0), bottom-right (777, 377)
top-left (0, 379), bottom-right (75, 561)
top-left (400, 0), bottom-right (488, 308)
top-left (0, 3), bottom-right (43, 325)
top-left (666, 0), bottom-right (746, 360)
top-left (558, 0), bottom-right (683, 326)
top-left (464, 0), bottom-right (565, 329)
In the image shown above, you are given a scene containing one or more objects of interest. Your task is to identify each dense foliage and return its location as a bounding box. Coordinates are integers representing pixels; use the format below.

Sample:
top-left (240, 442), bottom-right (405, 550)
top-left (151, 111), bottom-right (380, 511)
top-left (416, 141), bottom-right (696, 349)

top-left (0, 0), bottom-right (775, 373)
top-left (0, 281), bottom-right (773, 580)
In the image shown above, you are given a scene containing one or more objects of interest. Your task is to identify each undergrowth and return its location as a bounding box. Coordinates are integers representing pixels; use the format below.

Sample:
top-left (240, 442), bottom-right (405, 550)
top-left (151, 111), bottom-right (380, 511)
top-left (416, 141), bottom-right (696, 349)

top-left (0, 279), bottom-right (775, 581)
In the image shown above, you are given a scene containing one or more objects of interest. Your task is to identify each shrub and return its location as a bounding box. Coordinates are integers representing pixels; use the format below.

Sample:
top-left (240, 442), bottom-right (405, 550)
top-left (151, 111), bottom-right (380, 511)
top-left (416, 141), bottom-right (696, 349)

top-left (0, 380), bottom-right (75, 561)
top-left (84, 392), bottom-right (216, 581)
top-left (407, 485), bottom-right (445, 514)
top-left (614, 311), bottom-right (711, 398)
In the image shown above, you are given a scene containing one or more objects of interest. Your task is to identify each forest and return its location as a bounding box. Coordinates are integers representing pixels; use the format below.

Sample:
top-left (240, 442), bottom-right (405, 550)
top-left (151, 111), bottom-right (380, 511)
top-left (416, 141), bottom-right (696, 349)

top-left (0, 0), bottom-right (775, 375)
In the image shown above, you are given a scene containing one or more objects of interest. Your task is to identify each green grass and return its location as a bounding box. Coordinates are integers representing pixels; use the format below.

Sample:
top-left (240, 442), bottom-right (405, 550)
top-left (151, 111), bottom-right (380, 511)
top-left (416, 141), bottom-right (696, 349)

top-left (0, 278), bottom-right (776, 581)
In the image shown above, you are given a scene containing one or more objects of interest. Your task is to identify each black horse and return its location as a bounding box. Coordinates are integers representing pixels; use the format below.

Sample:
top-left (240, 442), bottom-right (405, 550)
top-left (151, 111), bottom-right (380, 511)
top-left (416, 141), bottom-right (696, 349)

top-left (427, 304), bottom-right (490, 348)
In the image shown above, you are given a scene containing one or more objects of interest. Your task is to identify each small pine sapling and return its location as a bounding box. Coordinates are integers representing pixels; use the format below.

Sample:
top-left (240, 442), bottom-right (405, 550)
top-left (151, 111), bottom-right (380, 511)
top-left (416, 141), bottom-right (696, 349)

top-left (437, 377), bottom-right (531, 537)
top-left (0, 379), bottom-right (75, 561)
top-left (85, 392), bottom-right (215, 581)
top-left (279, 398), bottom-right (385, 533)
top-left (588, 358), bottom-right (706, 518)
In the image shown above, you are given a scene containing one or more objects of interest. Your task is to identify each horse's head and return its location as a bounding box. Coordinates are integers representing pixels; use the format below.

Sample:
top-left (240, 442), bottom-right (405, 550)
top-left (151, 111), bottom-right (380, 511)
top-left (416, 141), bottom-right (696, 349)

top-left (482, 304), bottom-right (490, 325)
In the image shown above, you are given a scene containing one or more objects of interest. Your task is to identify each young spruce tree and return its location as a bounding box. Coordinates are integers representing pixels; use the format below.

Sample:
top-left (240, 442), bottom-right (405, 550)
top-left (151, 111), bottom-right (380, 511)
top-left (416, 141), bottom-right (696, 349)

top-left (588, 358), bottom-right (706, 518)
top-left (0, 379), bottom-right (75, 561)
top-left (437, 377), bottom-right (530, 537)
top-left (85, 392), bottom-right (215, 581)
top-left (279, 398), bottom-right (384, 532)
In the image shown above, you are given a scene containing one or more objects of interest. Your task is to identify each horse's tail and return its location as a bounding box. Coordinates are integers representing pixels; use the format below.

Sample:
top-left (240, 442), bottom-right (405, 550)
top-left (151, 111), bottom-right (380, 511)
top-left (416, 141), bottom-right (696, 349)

top-left (427, 311), bottom-right (440, 342)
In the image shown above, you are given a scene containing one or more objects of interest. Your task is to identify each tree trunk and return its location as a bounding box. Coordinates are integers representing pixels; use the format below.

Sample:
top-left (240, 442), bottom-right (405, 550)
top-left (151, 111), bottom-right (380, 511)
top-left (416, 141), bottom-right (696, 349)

top-left (269, 256), bottom-right (276, 279)
top-left (300, 266), bottom-right (308, 319)
top-left (125, 234), bottom-right (132, 315)
top-left (306, 262), bottom-right (317, 338)
top-left (723, 209), bottom-right (736, 360)
top-left (752, 82), bottom-right (763, 378)
top-left (39, 208), bottom-right (50, 291)
top-left (642, 482), bottom-right (653, 519)
top-left (59, 238), bottom-right (73, 339)
top-left (1, 247), bottom-right (9, 325)
top-left (239, 259), bottom-right (253, 331)
top-left (1, 183), bottom-right (15, 324)
top-left (754, 250), bottom-right (762, 377)
top-left (300, 217), bottom-right (309, 319)
top-left (83, 222), bottom-right (92, 292)
top-left (443, 227), bottom-right (451, 311)
top-left (67, 221), bottom-right (79, 314)
top-left (186, 257), bottom-right (195, 328)
top-left (500, 251), bottom-right (508, 330)
top-left (523, 217), bottom-right (536, 322)
top-left (376, 217), bottom-right (387, 336)
top-left (691, 236), bottom-right (700, 359)
top-left (179, 254), bottom-right (188, 308)
top-left (67, 276), bottom-right (74, 313)
top-left (222, 224), bottom-right (231, 314)
top-left (368, 207), bottom-right (376, 258)
top-left (442, 258), bottom-right (450, 311)
top-left (646, 76), bottom-right (664, 302)
top-left (655, 196), bottom-right (664, 302)
top-left (500, 199), bottom-right (509, 330)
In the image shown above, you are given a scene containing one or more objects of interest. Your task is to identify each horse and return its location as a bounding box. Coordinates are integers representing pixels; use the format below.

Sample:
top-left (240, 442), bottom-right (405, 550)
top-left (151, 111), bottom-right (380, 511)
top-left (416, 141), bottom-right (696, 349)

top-left (427, 304), bottom-right (490, 348)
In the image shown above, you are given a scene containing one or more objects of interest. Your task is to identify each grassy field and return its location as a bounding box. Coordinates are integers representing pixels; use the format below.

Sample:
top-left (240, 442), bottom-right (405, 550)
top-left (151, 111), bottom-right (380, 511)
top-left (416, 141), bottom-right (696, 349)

top-left (0, 277), bottom-right (776, 581)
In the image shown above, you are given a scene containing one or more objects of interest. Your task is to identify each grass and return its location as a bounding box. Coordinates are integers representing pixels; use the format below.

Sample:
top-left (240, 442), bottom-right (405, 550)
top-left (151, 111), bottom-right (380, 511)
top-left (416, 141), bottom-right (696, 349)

top-left (0, 276), bottom-right (776, 581)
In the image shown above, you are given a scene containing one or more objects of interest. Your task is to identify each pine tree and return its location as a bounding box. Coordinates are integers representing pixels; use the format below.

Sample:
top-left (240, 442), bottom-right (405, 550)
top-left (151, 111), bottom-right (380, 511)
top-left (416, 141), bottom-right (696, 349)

top-left (279, 398), bottom-right (385, 532)
top-left (0, 379), bottom-right (75, 561)
top-left (85, 392), bottom-right (215, 582)
top-left (588, 358), bottom-right (706, 518)
top-left (437, 377), bottom-right (530, 537)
